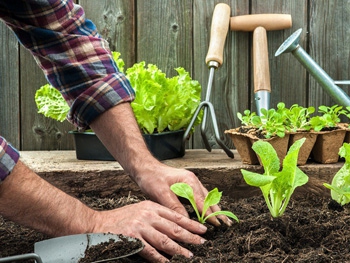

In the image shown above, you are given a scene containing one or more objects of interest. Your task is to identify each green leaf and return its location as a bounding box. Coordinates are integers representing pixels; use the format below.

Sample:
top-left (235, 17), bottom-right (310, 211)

top-left (325, 143), bottom-right (350, 205)
top-left (170, 183), bottom-right (238, 224)
top-left (126, 62), bottom-right (202, 134)
top-left (201, 188), bottom-right (222, 220)
top-left (35, 84), bottom-right (70, 122)
top-left (241, 169), bottom-right (276, 187)
top-left (251, 140), bottom-right (280, 175)
top-left (170, 183), bottom-right (200, 219)
top-left (203, 210), bottom-right (239, 223)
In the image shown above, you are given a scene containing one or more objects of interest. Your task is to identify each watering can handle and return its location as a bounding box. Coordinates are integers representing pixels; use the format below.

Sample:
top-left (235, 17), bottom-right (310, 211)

top-left (205, 3), bottom-right (231, 67)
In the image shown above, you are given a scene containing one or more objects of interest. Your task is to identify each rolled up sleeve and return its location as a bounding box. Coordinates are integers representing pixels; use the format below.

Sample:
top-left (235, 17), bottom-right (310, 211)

top-left (0, 137), bottom-right (20, 182)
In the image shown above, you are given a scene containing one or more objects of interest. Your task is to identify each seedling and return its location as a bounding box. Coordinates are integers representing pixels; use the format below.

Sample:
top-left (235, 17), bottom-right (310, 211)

top-left (170, 183), bottom-right (239, 224)
top-left (237, 109), bottom-right (260, 127)
top-left (310, 104), bottom-right (346, 131)
top-left (259, 102), bottom-right (289, 138)
top-left (323, 143), bottom-right (350, 206)
top-left (241, 138), bottom-right (308, 217)
top-left (285, 104), bottom-right (315, 132)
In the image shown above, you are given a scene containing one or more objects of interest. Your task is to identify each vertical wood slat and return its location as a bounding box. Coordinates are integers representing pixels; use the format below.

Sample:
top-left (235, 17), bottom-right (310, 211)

top-left (192, 0), bottom-right (250, 150)
top-left (309, 0), bottom-right (350, 109)
top-left (20, 46), bottom-right (75, 150)
top-left (0, 24), bottom-right (20, 148)
top-left (136, 0), bottom-right (193, 78)
top-left (79, 0), bottom-right (136, 69)
top-left (251, 0), bottom-right (308, 109)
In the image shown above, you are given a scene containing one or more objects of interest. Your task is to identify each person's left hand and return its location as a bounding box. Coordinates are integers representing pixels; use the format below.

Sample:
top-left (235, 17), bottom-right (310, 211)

top-left (133, 163), bottom-right (233, 227)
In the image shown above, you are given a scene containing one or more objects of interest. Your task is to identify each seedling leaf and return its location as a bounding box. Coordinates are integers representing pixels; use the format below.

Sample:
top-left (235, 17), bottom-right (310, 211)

top-left (170, 183), bottom-right (239, 224)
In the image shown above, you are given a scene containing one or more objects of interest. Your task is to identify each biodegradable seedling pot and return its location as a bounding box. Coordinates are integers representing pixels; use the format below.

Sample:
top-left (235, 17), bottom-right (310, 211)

top-left (70, 130), bottom-right (185, 161)
top-left (225, 128), bottom-right (290, 165)
top-left (225, 128), bottom-right (259, 165)
top-left (289, 131), bottom-right (318, 165)
top-left (311, 129), bottom-right (346, 164)
top-left (250, 134), bottom-right (290, 165)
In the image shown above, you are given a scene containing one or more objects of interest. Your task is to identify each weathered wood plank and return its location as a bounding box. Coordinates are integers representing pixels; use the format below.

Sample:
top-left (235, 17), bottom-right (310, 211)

top-left (309, 0), bottom-right (350, 109)
top-left (20, 46), bottom-right (75, 150)
top-left (79, 0), bottom-right (136, 68)
top-left (192, 0), bottom-right (250, 150)
top-left (251, 0), bottom-right (308, 109)
top-left (136, 0), bottom-right (193, 78)
top-left (0, 23), bottom-right (20, 148)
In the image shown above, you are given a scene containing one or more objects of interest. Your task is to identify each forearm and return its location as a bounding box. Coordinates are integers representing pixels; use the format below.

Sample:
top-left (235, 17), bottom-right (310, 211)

top-left (0, 160), bottom-right (97, 237)
top-left (90, 103), bottom-right (163, 182)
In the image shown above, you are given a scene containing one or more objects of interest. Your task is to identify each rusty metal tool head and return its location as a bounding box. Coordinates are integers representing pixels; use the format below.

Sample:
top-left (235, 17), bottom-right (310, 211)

top-left (183, 3), bottom-right (234, 158)
top-left (230, 14), bottom-right (292, 114)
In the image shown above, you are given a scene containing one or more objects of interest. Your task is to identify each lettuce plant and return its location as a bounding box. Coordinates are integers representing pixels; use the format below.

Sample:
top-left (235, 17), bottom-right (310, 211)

top-left (170, 183), bottom-right (239, 224)
top-left (285, 104), bottom-right (315, 132)
top-left (35, 84), bottom-right (70, 122)
top-left (310, 105), bottom-right (346, 131)
top-left (241, 138), bottom-right (308, 217)
top-left (35, 52), bottom-right (202, 134)
top-left (323, 143), bottom-right (350, 206)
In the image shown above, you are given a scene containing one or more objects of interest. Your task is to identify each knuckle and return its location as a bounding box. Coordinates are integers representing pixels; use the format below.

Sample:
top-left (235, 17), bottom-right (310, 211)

top-left (159, 235), bottom-right (172, 250)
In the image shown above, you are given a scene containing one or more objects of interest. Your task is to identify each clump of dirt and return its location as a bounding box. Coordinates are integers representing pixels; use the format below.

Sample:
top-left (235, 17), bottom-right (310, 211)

top-left (79, 235), bottom-right (143, 263)
top-left (1, 192), bottom-right (350, 263)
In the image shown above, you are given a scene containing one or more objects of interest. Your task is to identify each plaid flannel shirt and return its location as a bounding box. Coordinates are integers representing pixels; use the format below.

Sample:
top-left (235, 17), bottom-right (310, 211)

top-left (0, 0), bottom-right (135, 181)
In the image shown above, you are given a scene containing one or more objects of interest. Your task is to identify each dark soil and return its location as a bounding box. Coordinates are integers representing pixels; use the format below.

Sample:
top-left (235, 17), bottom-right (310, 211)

top-left (1, 191), bottom-right (350, 263)
top-left (78, 235), bottom-right (143, 263)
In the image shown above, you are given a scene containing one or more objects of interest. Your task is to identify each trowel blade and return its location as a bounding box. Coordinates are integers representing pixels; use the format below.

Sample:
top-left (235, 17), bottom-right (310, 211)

top-left (34, 233), bottom-right (143, 263)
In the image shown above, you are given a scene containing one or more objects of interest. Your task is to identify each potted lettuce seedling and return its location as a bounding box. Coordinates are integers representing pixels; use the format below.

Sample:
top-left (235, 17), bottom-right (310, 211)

top-left (310, 105), bottom-right (347, 164)
top-left (35, 52), bottom-right (202, 161)
top-left (285, 104), bottom-right (317, 165)
top-left (225, 102), bottom-right (291, 165)
top-left (241, 138), bottom-right (308, 217)
top-left (170, 182), bottom-right (239, 224)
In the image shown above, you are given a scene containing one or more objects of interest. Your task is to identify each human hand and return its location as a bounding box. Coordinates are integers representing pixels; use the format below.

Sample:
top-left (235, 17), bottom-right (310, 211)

top-left (133, 163), bottom-right (233, 227)
top-left (92, 200), bottom-right (207, 263)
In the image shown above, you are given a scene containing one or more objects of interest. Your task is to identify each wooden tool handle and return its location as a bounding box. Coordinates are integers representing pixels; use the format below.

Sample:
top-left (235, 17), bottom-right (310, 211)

top-left (230, 14), bottom-right (292, 31)
top-left (253, 26), bottom-right (271, 93)
top-left (205, 3), bottom-right (231, 66)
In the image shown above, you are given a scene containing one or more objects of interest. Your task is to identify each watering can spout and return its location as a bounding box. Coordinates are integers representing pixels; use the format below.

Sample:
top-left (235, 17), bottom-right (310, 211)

top-left (275, 28), bottom-right (302, 56)
top-left (275, 28), bottom-right (350, 107)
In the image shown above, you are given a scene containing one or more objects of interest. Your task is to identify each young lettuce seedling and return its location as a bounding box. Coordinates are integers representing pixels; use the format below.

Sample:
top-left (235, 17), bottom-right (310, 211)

top-left (170, 183), bottom-right (239, 224)
top-left (241, 138), bottom-right (308, 217)
top-left (323, 143), bottom-right (350, 206)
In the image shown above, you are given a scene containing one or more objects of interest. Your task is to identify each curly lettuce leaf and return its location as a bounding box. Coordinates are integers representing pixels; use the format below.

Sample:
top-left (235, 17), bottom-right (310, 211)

top-left (35, 84), bottom-right (69, 122)
top-left (126, 62), bottom-right (202, 134)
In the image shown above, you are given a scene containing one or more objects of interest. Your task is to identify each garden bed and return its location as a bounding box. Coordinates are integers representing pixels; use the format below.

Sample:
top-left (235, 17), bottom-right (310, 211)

top-left (0, 150), bottom-right (346, 262)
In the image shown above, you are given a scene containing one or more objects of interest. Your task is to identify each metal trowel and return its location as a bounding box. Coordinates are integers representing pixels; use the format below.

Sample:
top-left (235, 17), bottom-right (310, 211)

top-left (0, 233), bottom-right (144, 263)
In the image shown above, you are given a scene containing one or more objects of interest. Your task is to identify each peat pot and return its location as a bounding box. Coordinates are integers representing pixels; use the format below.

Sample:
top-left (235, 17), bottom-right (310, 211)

top-left (69, 130), bottom-right (185, 161)
top-left (225, 128), bottom-right (290, 165)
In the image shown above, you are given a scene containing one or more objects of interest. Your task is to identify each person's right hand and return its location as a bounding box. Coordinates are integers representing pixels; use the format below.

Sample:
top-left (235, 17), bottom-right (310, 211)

top-left (91, 200), bottom-right (207, 263)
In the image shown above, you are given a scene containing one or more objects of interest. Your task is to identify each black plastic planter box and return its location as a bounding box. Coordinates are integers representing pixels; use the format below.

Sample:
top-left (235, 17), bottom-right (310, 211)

top-left (143, 130), bottom-right (185, 161)
top-left (70, 130), bottom-right (185, 161)
top-left (69, 131), bottom-right (115, 161)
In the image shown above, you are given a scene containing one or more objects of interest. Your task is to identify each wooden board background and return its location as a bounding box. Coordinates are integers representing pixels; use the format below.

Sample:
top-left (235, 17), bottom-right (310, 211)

top-left (1, 0), bottom-right (349, 151)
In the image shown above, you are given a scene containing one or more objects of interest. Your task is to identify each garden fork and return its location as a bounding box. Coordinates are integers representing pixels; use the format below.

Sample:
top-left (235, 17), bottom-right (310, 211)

top-left (183, 3), bottom-right (234, 158)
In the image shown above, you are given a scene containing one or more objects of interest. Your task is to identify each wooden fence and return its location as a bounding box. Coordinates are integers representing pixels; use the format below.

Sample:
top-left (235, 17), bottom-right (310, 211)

top-left (1, 0), bottom-right (350, 151)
